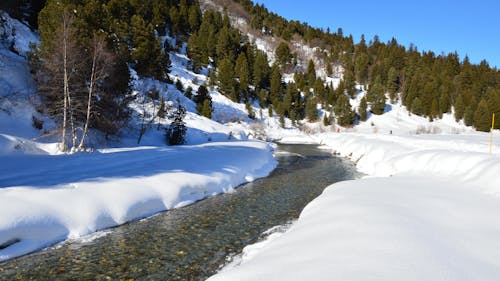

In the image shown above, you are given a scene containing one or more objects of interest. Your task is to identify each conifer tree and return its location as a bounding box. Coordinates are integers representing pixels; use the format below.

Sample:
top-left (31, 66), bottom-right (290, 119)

top-left (270, 64), bottom-right (282, 105)
top-left (359, 96), bottom-right (368, 121)
top-left (387, 67), bottom-right (399, 101)
top-left (235, 53), bottom-right (250, 97)
top-left (411, 97), bottom-right (424, 116)
top-left (454, 94), bottom-right (465, 121)
top-left (194, 85), bottom-right (212, 118)
top-left (306, 59), bottom-right (316, 85)
top-left (275, 42), bottom-right (292, 67)
top-left (367, 77), bottom-right (386, 115)
top-left (166, 104), bottom-right (187, 145)
top-left (201, 99), bottom-right (212, 119)
top-left (218, 57), bottom-right (237, 101)
top-left (306, 96), bottom-right (319, 122)
top-left (464, 106), bottom-right (474, 126)
top-left (253, 50), bottom-right (270, 89)
top-left (473, 99), bottom-right (491, 131)
top-left (334, 94), bottom-right (355, 126)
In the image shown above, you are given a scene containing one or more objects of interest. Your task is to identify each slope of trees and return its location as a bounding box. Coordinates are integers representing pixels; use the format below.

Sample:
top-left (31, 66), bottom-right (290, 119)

top-left (226, 0), bottom-right (500, 131)
top-left (31, 0), bottom-right (500, 141)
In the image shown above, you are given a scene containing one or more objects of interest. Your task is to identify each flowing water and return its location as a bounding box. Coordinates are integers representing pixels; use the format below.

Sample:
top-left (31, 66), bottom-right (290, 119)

top-left (0, 144), bottom-right (357, 280)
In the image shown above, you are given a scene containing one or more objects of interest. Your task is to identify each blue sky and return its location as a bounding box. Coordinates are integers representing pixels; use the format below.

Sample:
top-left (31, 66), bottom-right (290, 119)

top-left (252, 0), bottom-right (500, 68)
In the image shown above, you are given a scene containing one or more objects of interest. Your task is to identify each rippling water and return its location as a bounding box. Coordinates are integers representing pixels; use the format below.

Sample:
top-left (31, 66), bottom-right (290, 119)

top-left (0, 144), bottom-right (357, 280)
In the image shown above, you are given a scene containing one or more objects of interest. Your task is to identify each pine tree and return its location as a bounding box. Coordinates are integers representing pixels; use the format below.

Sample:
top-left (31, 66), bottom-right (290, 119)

top-left (246, 101), bottom-right (256, 119)
top-left (387, 67), bottom-right (399, 102)
top-left (411, 97), bottom-right (424, 116)
top-left (473, 99), bottom-right (491, 131)
top-left (166, 104), bottom-right (187, 145)
top-left (270, 64), bottom-right (282, 105)
top-left (454, 94), bottom-right (465, 121)
top-left (275, 41), bottom-right (292, 67)
top-left (430, 98), bottom-right (439, 120)
top-left (334, 94), bottom-right (355, 126)
top-left (464, 106), bottom-right (474, 126)
top-left (194, 85), bottom-right (212, 118)
top-left (218, 57), bottom-right (237, 101)
top-left (367, 77), bottom-right (386, 115)
top-left (235, 53), bottom-right (250, 96)
top-left (253, 50), bottom-right (270, 89)
top-left (201, 99), bottom-right (212, 119)
top-left (258, 88), bottom-right (268, 107)
top-left (306, 59), bottom-right (316, 85)
top-left (130, 15), bottom-right (162, 79)
top-left (306, 96), bottom-right (319, 122)
top-left (359, 96), bottom-right (368, 121)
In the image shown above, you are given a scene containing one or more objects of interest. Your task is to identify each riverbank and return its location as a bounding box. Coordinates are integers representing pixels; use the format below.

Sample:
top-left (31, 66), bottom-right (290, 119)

top-left (0, 141), bottom-right (276, 262)
top-left (209, 131), bottom-right (500, 280)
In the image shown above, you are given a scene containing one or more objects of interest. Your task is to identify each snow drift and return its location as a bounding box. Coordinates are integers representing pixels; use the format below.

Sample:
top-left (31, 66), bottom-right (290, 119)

top-left (0, 141), bottom-right (277, 261)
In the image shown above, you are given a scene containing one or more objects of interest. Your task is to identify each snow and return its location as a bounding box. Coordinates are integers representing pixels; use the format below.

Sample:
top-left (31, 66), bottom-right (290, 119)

top-left (0, 12), bottom-right (277, 262)
top-left (210, 175), bottom-right (500, 281)
top-left (209, 102), bottom-right (500, 280)
top-left (0, 141), bottom-right (276, 261)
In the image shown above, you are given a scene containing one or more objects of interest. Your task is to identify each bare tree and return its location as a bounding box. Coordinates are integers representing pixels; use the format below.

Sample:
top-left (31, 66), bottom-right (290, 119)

top-left (77, 33), bottom-right (113, 150)
top-left (38, 9), bottom-right (80, 152)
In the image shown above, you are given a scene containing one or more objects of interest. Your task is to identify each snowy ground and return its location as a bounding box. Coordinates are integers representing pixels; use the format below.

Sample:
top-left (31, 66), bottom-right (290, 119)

top-left (0, 141), bottom-right (276, 261)
top-left (0, 12), bottom-right (278, 262)
top-left (210, 107), bottom-right (500, 280)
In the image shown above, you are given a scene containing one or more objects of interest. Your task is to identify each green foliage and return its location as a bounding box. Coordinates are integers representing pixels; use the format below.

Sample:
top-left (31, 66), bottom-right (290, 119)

top-left (334, 94), bottom-right (355, 126)
top-left (411, 97), bottom-right (424, 116)
top-left (306, 96), bottom-right (319, 122)
top-left (306, 60), bottom-right (316, 85)
top-left (130, 15), bottom-right (163, 79)
top-left (218, 57), bottom-right (237, 101)
top-left (246, 101), bottom-right (255, 119)
top-left (166, 104), bottom-right (187, 145)
top-left (473, 99), bottom-right (491, 131)
top-left (194, 85), bottom-right (212, 119)
top-left (359, 96), bottom-right (368, 121)
top-left (275, 42), bottom-right (292, 67)
top-left (454, 94), bottom-right (465, 121)
top-left (235, 53), bottom-right (250, 95)
top-left (464, 106), bottom-right (474, 126)
top-left (367, 77), bottom-right (386, 115)
top-left (270, 64), bottom-right (282, 105)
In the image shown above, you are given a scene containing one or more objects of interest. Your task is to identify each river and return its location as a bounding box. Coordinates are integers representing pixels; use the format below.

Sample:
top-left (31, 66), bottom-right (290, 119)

top-left (0, 144), bottom-right (357, 280)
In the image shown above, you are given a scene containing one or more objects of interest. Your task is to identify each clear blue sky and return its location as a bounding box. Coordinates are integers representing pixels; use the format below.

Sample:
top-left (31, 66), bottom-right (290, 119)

top-left (252, 0), bottom-right (500, 68)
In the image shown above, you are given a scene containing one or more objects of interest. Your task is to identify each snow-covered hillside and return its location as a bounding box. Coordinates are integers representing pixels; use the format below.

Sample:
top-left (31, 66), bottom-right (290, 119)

top-left (0, 11), bottom-right (278, 261)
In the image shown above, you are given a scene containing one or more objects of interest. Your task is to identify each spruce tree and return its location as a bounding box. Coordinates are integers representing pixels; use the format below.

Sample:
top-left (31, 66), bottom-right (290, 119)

top-left (306, 96), bottom-right (319, 122)
top-left (464, 106), bottom-right (474, 126)
top-left (359, 96), bottom-right (368, 121)
top-left (218, 57), bottom-right (237, 101)
top-left (473, 99), bottom-right (491, 131)
top-left (270, 64), bottom-right (282, 105)
top-left (454, 94), bottom-right (465, 121)
top-left (367, 77), bottom-right (386, 115)
top-left (411, 97), bottom-right (424, 116)
top-left (334, 94), bottom-right (355, 126)
top-left (275, 42), bottom-right (292, 67)
top-left (306, 59), bottom-right (316, 85)
top-left (387, 67), bottom-right (399, 102)
top-left (201, 99), bottom-right (212, 119)
top-left (235, 53), bottom-right (250, 96)
top-left (166, 104), bottom-right (187, 145)
top-left (194, 85), bottom-right (212, 118)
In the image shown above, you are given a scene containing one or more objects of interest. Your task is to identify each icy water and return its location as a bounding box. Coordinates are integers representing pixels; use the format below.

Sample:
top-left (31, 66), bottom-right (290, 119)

top-left (0, 144), bottom-right (357, 280)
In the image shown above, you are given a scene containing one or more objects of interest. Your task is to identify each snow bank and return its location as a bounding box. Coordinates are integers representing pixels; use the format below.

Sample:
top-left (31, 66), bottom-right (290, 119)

top-left (210, 175), bottom-right (500, 281)
top-left (316, 132), bottom-right (500, 195)
top-left (210, 129), bottom-right (500, 280)
top-left (0, 141), bottom-right (277, 261)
